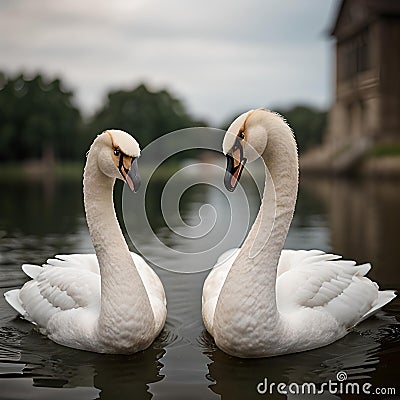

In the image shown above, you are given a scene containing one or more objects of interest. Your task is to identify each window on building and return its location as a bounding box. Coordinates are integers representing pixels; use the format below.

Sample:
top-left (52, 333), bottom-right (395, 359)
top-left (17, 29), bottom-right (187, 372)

top-left (357, 29), bottom-right (369, 73)
top-left (339, 28), bottom-right (370, 80)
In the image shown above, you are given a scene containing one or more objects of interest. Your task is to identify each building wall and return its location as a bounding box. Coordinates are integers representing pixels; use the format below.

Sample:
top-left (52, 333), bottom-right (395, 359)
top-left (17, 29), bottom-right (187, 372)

top-left (330, 6), bottom-right (400, 143)
top-left (301, 0), bottom-right (400, 174)
top-left (335, 19), bottom-right (381, 139)
top-left (379, 17), bottom-right (400, 139)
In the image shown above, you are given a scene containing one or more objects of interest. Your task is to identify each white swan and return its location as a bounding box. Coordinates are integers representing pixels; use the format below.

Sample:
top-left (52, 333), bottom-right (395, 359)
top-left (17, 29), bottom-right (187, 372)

top-left (4, 130), bottom-right (167, 354)
top-left (202, 109), bottom-right (396, 358)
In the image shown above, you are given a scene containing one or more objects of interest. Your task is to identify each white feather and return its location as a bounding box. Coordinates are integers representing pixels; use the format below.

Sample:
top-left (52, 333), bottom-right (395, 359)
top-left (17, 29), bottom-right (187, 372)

top-left (202, 110), bottom-right (396, 358)
top-left (204, 248), bottom-right (395, 333)
top-left (6, 252), bottom-right (166, 337)
top-left (4, 131), bottom-right (166, 354)
top-left (276, 250), bottom-right (394, 328)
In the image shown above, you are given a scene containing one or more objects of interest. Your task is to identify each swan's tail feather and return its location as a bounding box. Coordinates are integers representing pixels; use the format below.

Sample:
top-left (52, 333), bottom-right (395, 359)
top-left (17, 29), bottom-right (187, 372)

top-left (355, 262), bottom-right (371, 276)
top-left (359, 290), bottom-right (397, 323)
top-left (22, 264), bottom-right (42, 279)
top-left (4, 289), bottom-right (25, 316)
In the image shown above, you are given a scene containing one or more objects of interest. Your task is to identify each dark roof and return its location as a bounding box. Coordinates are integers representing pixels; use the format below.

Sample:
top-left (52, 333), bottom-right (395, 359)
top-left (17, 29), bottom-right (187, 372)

top-left (331, 0), bottom-right (400, 37)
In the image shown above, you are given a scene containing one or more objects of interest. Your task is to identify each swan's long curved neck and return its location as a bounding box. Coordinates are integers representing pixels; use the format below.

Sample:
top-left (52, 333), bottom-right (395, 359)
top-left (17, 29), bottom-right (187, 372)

top-left (214, 114), bottom-right (298, 348)
top-left (83, 144), bottom-right (154, 344)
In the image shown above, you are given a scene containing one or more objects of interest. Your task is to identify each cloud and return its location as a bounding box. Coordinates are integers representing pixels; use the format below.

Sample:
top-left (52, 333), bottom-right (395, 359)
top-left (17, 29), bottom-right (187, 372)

top-left (0, 0), bottom-right (336, 124)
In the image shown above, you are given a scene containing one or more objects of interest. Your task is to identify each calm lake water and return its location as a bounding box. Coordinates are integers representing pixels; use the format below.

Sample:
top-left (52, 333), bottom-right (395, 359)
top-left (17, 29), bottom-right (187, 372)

top-left (0, 170), bottom-right (399, 400)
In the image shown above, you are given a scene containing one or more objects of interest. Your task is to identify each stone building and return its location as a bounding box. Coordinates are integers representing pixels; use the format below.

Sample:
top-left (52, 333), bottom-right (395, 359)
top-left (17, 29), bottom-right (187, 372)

top-left (302, 0), bottom-right (400, 174)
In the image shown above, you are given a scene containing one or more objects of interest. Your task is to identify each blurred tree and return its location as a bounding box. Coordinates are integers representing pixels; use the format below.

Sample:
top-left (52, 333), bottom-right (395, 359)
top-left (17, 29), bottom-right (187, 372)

top-left (275, 105), bottom-right (327, 153)
top-left (221, 106), bottom-right (327, 154)
top-left (0, 73), bottom-right (82, 162)
top-left (85, 83), bottom-right (205, 150)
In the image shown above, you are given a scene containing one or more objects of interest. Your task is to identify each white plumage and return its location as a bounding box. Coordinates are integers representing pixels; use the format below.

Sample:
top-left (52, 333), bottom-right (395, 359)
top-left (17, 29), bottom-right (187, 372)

top-left (5, 130), bottom-right (166, 354)
top-left (202, 109), bottom-right (396, 358)
top-left (5, 253), bottom-right (165, 333)
top-left (203, 249), bottom-right (395, 335)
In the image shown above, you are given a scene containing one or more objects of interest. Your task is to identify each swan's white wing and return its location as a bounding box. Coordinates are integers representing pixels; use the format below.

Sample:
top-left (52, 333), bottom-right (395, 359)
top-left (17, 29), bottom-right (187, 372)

top-left (5, 254), bottom-right (102, 330)
top-left (276, 250), bottom-right (396, 328)
top-left (202, 248), bottom-right (240, 333)
top-left (131, 252), bottom-right (167, 335)
top-left (5, 252), bottom-right (166, 335)
top-left (12, 264), bottom-right (100, 331)
top-left (4, 251), bottom-right (166, 353)
top-left (45, 254), bottom-right (100, 274)
top-left (38, 252), bottom-right (166, 330)
top-left (277, 249), bottom-right (304, 276)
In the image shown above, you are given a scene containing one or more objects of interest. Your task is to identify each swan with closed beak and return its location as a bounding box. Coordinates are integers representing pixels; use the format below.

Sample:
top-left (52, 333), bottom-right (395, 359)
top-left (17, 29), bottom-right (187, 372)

top-left (202, 109), bottom-right (396, 358)
top-left (5, 130), bottom-right (167, 354)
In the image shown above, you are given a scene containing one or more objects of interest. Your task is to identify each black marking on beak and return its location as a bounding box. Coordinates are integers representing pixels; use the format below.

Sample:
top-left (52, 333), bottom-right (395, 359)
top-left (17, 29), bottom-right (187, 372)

top-left (224, 135), bottom-right (247, 192)
top-left (118, 152), bottom-right (127, 174)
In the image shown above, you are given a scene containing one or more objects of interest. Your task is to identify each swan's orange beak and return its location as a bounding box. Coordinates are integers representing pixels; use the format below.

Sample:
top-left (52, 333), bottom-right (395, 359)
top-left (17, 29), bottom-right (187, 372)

top-left (224, 135), bottom-right (247, 192)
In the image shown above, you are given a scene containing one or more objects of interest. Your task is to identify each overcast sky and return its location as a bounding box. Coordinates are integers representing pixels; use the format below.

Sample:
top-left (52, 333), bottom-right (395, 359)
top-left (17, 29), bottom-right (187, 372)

top-left (0, 0), bottom-right (337, 125)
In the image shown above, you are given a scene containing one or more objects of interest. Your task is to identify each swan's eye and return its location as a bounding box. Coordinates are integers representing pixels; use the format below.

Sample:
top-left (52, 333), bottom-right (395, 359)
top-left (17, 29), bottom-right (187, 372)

top-left (114, 149), bottom-right (120, 156)
top-left (238, 132), bottom-right (245, 140)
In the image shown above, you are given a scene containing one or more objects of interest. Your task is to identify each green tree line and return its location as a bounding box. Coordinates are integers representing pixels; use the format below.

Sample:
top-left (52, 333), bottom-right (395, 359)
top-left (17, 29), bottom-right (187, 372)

top-left (0, 72), bottom-right (327, 162)
top-left (0, 73), bottom-right (82, 162)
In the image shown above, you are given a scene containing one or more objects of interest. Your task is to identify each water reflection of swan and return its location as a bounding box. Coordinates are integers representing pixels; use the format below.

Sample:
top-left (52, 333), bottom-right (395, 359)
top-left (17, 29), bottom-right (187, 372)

top-left (4, 130), bottom-right (166, 354)
top-left (203, 313), bottom-right (400, 400)
top-left (0, 311), bottom-right (166, 400)
top-left (202, 109), bottom-right (396, 358)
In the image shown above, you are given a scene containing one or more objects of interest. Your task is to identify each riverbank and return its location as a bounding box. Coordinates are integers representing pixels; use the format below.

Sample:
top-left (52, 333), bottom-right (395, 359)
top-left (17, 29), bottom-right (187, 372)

top-left (0, 162), bottom-right (84, 181)
top-left (300, 142), bottom-right (400, 178)
top-left (0, 161), bottom-right (182, 181)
